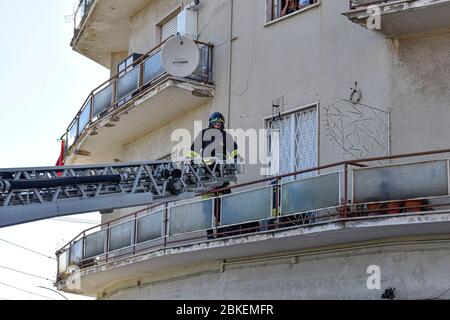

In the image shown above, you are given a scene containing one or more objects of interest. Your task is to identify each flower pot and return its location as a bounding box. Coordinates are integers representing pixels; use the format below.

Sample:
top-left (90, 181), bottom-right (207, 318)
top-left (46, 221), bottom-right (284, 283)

top-left (404, 200), bottom-right (423, 213)
top-left (386, 201), bottom-right (402, 214)
top-left (367, 203), bottom-right (382, 216)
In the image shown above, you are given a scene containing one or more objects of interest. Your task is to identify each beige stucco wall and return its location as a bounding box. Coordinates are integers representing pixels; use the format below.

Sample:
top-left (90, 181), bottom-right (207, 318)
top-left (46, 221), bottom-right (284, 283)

top-left (96, 0), bottom-right (450, 223)
top-left (389, 30), bottom-right (450, 156)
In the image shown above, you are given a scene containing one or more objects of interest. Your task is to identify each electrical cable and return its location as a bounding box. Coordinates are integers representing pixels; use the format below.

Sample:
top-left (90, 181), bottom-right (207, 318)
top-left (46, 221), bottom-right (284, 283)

top-left (0, 265), bottom-right (54, 282)
top-left (426, 287), bottom-right (450, 300)
top-left (0, 239), bottom-right (56, 261)
top-left (51, 217), bottom-right (99, 225)
top-left (0, 281), bottom-right (55, 300)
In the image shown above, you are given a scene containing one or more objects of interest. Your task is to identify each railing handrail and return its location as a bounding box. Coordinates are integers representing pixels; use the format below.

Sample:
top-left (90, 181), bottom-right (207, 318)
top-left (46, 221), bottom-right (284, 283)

top-left (56, 147), bottom-right (450, 254)
top-left (349, 0), bottom-right (412, 9)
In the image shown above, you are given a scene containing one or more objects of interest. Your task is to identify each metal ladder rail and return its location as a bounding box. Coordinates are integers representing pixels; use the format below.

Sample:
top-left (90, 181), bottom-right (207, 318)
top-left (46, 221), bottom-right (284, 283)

top-left (0, 160), bottom-right (238, 228)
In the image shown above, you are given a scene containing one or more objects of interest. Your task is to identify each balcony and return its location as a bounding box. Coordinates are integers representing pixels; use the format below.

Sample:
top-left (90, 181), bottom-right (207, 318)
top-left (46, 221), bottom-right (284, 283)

top-left (73, 0), bottom-right (94, 42)
top-left (64, 40), bottom-right (214, 165)
top-left (344, 0), bottom-right (450, 38)
top-left (71, 0), bottom-right (151, 67)
top-left (55, 150), bottom-right (450, 296)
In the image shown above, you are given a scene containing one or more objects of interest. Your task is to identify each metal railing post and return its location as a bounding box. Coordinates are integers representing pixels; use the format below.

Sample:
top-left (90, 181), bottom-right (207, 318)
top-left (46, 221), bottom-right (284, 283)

top-left (133, 213), bottom-right (138, 256)
top-left (139, 62), bottom-right (144, 88)
top-left (112, 77), bottom-right (117, 109)
top-left (343, 163), bottom-right (349, 218)
top-left (81, 232), bottom-right (86, 267)
top-left (67, 241), bottom-right (72, 268)
top-left (215, 192), bottom-right (220, 236)
top-left (73, 4), bottom-right (77, 31)
top-left (105, 222), bottom-right (110, 263)
top-left (164, 203), bottom-right (169, 248)
top-left (56, 252), bottom-right (60, 279)
top-left (208, 44), bottom-right (213, 83)
top-left (64, 131), bottom-right (68, 157)
top-left (274, 177), bottom-right (281, 229)
top-left (89, 93), bottom-right (94, 120)
top-left (76, 114), bottom-right (80, 140)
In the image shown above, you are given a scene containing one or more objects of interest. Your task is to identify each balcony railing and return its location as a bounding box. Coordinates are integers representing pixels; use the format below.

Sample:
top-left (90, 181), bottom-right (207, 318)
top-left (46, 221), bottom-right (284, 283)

top-left (347, 0), bottom-right (450, 37)
top-left (64, 39), bottom-right (213, 155)
top-left (74, 0), bottom-right (94, 35)
top-left (349, 0), bottom-right (397, 9)
top-left (56, 148), bottom-right (450, 281)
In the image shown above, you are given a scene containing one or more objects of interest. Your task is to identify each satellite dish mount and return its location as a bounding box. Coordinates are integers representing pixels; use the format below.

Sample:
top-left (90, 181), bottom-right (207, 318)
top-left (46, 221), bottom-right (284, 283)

top-left (161, 35), bottom-right (200, 78)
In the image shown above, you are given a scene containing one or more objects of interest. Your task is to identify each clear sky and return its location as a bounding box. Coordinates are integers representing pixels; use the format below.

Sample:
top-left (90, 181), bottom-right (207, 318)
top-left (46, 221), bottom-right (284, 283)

top-left (0, 0), bottom-right (109, 300)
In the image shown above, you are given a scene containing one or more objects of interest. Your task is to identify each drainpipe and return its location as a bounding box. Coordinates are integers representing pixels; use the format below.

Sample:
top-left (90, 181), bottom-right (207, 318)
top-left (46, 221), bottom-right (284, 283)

top-left (227, 0), bottom-right (234, 128)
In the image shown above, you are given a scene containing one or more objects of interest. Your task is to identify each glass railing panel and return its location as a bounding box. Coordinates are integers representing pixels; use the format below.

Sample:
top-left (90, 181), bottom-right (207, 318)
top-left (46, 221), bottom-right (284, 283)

top-left (69, 239), bottom-right (83, 266)
top-left (109, 221), bottom-right (133, 251)
top-left (281, 173), bottom-right (340, 216)
top-left (67, 120), bottom-right (78, 149)
top-left (78, 100), bottom-right (91, 132)
top-left (137, 210), bottom-right (163, 243)
top-left (84, 230), bottom-right (106, 258)
top-left (58, 250), bottom-right (69, 275)
top-left (169, 199), bottom-right (213, 235)
top-left (188, 45), bottom-right (209, 83)
top-left (353, 160), bottom-right (449, 203)
top-left (117, 66), bottom-right (140, 102)
top-left (143, 51), bottom-right (165, 85)
top-left (221, 187), bottom-right (272, 226)
top-left (93, 84), bottom-right (113, 117)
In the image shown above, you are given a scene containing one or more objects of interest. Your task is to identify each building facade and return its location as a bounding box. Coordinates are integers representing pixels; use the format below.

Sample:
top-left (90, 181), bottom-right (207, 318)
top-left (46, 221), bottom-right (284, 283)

top-left (56, 0), bottom-right (450, 299)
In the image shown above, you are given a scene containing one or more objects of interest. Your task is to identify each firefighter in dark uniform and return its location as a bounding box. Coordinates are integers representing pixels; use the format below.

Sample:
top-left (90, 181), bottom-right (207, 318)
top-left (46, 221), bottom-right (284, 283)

top-left (187, 112), bottom-right (239, 189)
top-left (187, 112), bottom-right (240, 237)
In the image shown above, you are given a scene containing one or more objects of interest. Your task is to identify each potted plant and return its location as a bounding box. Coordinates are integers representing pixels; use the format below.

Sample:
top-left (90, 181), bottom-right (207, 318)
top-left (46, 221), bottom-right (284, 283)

top-left (404, 199), bottom-right (423, 213)
top-left (385, 201), bottom-right (402, 214)
top-left (367, 202), bottom-right (383, 216)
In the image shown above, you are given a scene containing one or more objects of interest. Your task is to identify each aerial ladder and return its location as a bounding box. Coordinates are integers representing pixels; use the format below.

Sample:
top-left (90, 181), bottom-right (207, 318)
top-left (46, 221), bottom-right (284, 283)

top-left (0, 160), bottom-right (239, 228)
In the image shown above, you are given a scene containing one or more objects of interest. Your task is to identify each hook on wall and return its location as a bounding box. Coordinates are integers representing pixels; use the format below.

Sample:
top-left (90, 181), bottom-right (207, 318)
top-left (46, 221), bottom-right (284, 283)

top-left (349, 81), bottom-right (362, 104)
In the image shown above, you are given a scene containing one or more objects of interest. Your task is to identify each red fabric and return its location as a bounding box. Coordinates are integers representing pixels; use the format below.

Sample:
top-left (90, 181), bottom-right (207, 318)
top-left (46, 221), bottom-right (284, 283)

top-left (56, 140), bottom-right (65, 176)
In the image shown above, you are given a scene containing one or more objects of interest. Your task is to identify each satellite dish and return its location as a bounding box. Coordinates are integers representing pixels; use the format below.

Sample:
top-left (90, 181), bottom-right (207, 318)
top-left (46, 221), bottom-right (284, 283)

top-left (161, 35), bottom-right (200, 78)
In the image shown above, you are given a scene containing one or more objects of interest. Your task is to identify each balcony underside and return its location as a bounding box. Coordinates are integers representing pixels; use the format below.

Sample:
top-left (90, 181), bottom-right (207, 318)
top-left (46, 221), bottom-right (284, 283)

top-left (72, 0), bottom-right (150, 68)
top-left (344, 0), bottom-right (450, 38)
top-left (57, 211), bottom-right (450, 295)
top-left (66, 79), bottom-right (214, 165)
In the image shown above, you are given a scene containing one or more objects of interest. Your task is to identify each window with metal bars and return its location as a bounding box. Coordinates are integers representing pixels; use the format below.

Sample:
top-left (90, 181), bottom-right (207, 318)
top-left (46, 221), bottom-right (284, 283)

top-left (266, 106), bottom-right (318, 180)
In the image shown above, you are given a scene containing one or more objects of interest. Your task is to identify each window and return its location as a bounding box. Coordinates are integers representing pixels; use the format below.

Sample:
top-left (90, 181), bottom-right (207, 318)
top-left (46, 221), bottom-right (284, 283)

top-left (156, 7), bottom-right (182, 44)
top-left (266, 106), bottom-right (318, 180)
top-left (117, 53), bottom-right (143, 76)
top-left (160, 15), bottom-right (178, 42)
top-left (266, 0), bottom-right (319, 23)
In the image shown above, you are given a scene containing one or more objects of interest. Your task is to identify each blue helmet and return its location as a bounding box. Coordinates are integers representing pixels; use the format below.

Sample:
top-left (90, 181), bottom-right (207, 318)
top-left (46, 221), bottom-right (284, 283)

top-left (209, 112), bottom-right (225, 129)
